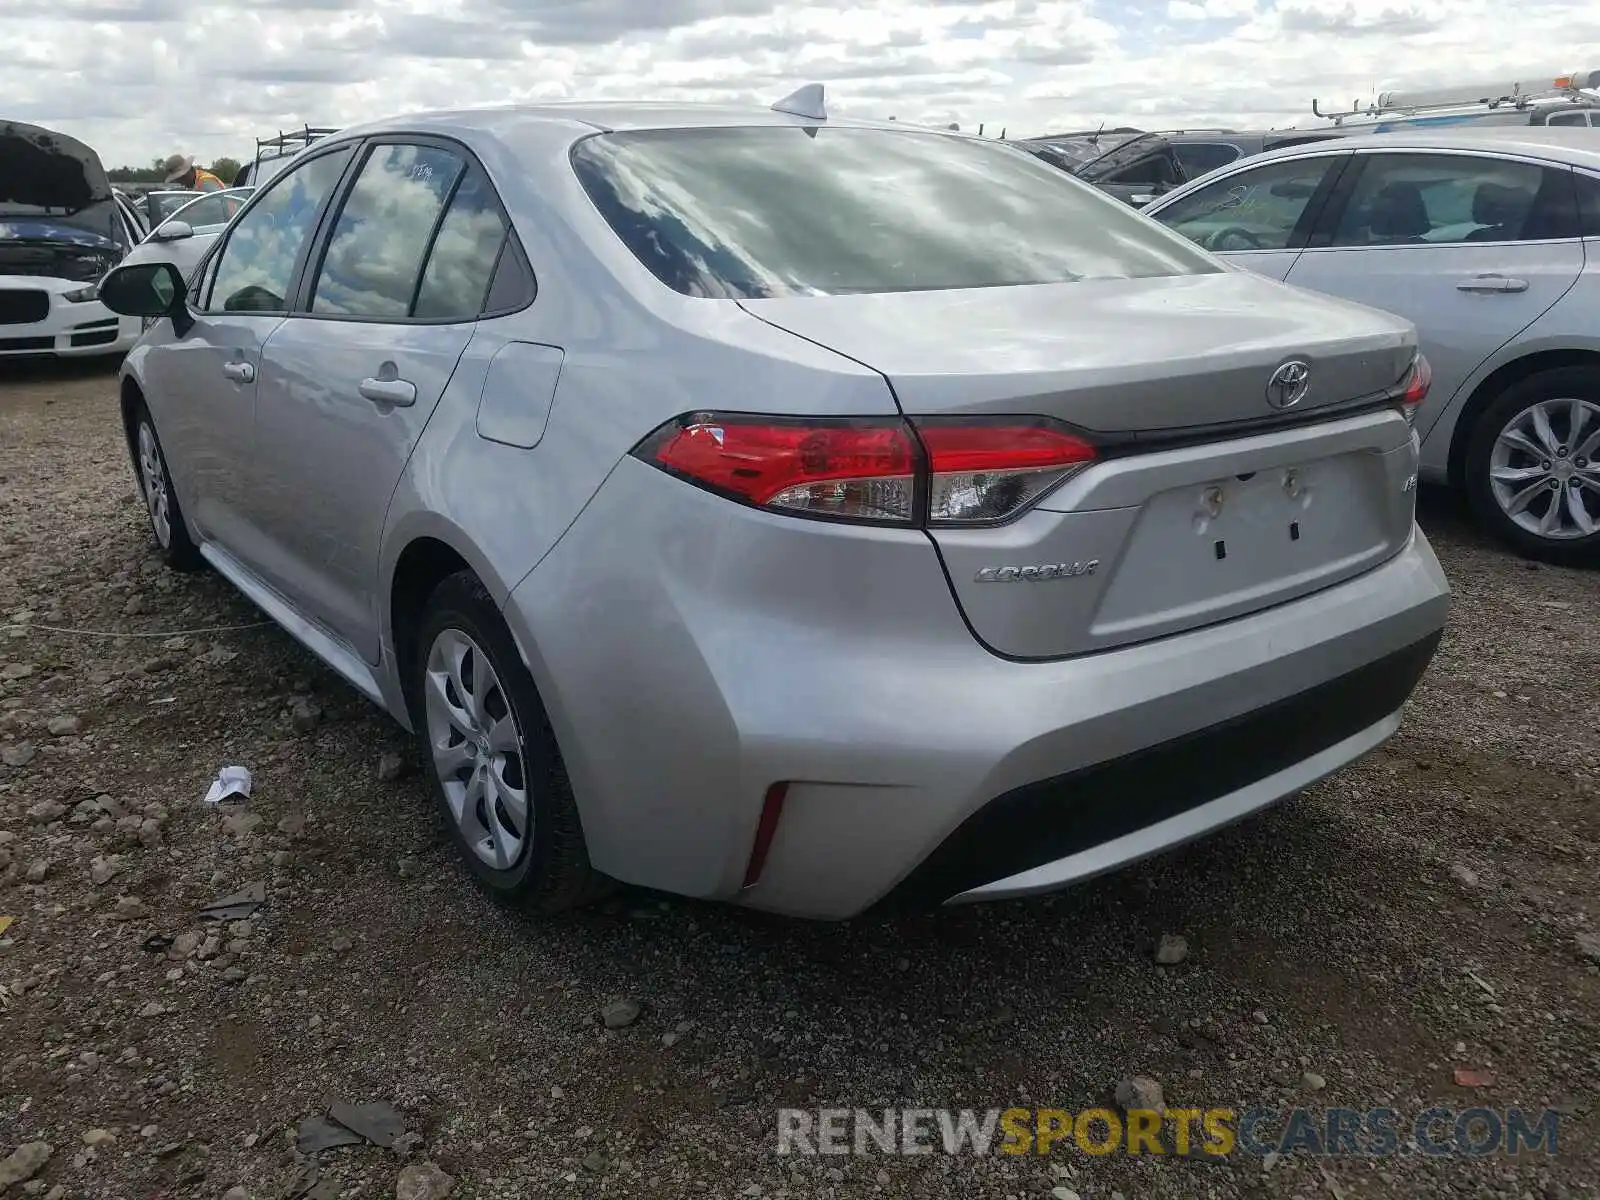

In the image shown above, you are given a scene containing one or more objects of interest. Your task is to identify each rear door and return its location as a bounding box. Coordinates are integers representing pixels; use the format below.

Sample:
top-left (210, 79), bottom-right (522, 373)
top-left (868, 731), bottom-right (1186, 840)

top-left (1286, 149), bottom-right (1585, 439)
top-left (248, 139), bottom-right (512, 662)
top-left (1148, 150), bottom-right (1351, 281)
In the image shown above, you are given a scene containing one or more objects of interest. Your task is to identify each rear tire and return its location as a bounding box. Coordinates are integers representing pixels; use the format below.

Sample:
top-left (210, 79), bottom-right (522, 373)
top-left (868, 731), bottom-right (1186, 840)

top-left (1463, 366), bottom-right (1600, 567)
top-left (411, 571), bottom-right (605, 913)
top-left (132, 402), bottom-right (203, 572)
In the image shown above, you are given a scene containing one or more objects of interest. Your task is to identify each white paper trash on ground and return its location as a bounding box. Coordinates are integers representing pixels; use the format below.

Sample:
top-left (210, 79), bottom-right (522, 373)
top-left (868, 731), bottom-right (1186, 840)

top-left (203, 766), bottom-right (253, 804)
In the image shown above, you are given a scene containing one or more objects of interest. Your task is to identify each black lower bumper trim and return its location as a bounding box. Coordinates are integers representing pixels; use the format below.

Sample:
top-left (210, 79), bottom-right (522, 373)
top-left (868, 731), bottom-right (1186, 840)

top-left (875, 630), bottom-right (1442, 911)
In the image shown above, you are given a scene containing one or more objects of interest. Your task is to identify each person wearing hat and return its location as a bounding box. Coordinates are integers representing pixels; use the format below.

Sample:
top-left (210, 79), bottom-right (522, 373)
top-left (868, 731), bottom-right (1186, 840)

top-left (163, 153), bottom-right (226, 193)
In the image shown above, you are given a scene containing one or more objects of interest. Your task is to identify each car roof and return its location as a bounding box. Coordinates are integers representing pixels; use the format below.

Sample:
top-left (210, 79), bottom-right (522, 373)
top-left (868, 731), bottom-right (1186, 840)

top-left (324, 100), bottom-right (946, 146)
top-left (1211, 125), bottom-right (1600, 170)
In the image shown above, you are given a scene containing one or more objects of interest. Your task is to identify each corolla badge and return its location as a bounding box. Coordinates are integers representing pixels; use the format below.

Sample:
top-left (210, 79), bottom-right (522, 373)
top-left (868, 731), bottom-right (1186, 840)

top-left (1266, 360), bottom-right (1312, 410)
top-left (974, 561), bottom-right (1099, 583)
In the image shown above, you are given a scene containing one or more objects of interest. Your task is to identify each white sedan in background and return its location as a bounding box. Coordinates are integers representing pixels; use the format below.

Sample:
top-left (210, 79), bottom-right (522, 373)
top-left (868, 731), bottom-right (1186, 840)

top-left (120, 187), bottom-right (254, 283)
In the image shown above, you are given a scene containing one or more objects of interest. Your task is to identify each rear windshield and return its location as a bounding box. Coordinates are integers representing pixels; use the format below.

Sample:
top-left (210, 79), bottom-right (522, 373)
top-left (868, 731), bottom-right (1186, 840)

top-left (570, 126), bottom-right (1220, 299)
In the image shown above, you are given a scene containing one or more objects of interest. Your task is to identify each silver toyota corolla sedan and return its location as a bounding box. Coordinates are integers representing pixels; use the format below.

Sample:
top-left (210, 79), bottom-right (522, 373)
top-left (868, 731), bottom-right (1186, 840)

top-left (97, 93), bottom-right (1452, 920)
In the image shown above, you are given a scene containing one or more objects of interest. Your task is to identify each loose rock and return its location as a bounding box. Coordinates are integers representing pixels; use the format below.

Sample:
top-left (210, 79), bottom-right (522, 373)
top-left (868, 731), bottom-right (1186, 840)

top-left (24, 859), bottom-right (50, 883)
top-left (395, 1162), bottom-right (455, 1200)
top-left (1154, 933), bottom-right (1189, 965)
top-left (2, 742), bottom-right (37, 768)
top-left (602, 998), bottom-right (642, 1029)
top-left (0, 1142), bottom-right (52, 1189)
top-left (1450, 863), bottom-right (1479, 888)
top-left (377, 751), bottom-right (407, 782)
top-left (25, 800), bottom-right (65, 824)
top-left (1302, 1071), bottom-right (1326, 1092)
top-left (46, 715), bottom-right (82, 738)
top-left (1114, 1076), bottom-right (1165, 1113)
top-left (88, 855), bottom-right (124, 886)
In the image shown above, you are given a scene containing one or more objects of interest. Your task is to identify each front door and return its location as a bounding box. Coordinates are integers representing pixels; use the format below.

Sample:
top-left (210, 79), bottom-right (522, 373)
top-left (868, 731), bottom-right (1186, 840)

top-left (249, 143), bottom-right (514, 662)
top-left (145, 145), bottom-right (355, 555)
top-left (1286, 150), bottom-right (1585, 437)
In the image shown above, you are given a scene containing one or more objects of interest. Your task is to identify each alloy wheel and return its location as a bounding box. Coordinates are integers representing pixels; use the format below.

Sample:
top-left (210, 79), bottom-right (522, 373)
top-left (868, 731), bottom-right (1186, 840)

top-left (422, 627), bottom-right (530, 871)
top-left (1488, 397), bottom-right (1600, 541)
top-left (137, 421), bottom-right (172, 548)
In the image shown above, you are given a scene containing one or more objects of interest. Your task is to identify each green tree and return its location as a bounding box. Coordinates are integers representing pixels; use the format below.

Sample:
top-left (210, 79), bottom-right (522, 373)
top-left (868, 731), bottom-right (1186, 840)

top-left (208, 156), bottom-right (241, 185)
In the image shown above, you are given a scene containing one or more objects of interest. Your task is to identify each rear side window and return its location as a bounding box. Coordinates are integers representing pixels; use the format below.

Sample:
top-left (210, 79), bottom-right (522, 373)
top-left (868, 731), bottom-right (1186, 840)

top-left (1154, 155), bottom-right (1341, 252)
top-left (310, 144), bottom-right (465, 317)
top-left (1328, 154), bottom-right (1578, 245)
top-left (570, 127), bottom-right (1219, 299)
top-left (412, 167), bottom-right (511, 320)
top-left (1575, 172), bottom-right (1600, 236)
top-left (1172, 143), bottom-right (1241, 177)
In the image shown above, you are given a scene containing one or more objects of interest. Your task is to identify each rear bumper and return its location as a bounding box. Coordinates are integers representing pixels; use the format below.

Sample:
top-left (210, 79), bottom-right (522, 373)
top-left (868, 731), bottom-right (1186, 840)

top-left (504, 457), bottom-right (1451, 921)
top-left (885, 630), bottom-right (1437, 910)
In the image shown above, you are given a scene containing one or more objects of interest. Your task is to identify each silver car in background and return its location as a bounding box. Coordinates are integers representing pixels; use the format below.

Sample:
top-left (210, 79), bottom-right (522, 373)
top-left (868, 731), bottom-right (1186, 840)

top-left (1145, 127), bottom-right (1600, 564)
top-left (97, 96), bottom-right (1451, 920)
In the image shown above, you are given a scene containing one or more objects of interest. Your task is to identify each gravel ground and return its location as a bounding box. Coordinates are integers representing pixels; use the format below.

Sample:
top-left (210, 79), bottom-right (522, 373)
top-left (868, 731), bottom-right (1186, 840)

top-left (0, 358), bottom-right (1596, 1200)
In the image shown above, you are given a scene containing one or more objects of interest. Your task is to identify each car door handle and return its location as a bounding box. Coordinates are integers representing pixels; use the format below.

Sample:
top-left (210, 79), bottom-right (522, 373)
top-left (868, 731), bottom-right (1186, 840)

top-left (1456, 274), bottom-right (1529, 293)
top-left (358, 377), bottom-right (417, 407)
top-left (222, 361), bottom-right (255, 383)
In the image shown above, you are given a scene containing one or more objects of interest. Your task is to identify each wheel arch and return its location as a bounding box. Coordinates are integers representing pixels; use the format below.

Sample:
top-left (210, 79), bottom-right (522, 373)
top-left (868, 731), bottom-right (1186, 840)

top-left (119, 374), bottom-right (146, 478)
top-left (383, 517), bottom-right (531, 724)
top-left (1445, 348), bottom-right (1600, 489)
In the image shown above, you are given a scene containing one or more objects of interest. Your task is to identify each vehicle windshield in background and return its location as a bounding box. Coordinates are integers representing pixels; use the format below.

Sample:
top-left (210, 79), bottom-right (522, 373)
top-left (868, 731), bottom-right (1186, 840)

top-left (1024, 131), bottom-right (1153, 176)
top-left (570, 126), bottom-right (1219, 299)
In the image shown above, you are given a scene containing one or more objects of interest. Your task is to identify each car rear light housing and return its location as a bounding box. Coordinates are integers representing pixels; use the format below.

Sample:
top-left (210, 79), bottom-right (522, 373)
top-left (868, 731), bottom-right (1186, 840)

top-left (1397, 354), bottom-right (1431, 425)
top-left (633, 412), bottom-right (1097, 527)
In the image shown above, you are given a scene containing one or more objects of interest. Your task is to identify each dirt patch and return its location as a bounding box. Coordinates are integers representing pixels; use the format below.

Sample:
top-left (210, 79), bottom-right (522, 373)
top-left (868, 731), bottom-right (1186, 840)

top-left (0, 365), bottom-right (1596, 1198)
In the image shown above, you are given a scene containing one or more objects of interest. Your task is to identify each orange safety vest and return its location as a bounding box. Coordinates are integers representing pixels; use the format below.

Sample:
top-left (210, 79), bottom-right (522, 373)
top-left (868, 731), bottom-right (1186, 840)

top-left (192, 167), bottom-right (226, 193)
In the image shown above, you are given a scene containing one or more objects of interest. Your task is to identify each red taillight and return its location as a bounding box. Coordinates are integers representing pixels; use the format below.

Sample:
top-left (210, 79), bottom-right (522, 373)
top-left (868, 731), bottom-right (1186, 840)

top-left (635, 413), bottom-right (1097, 526)
top-left (1400, 354), bottom-right (1432, 424)
top-left (641, 415), bottom-right (918, 522)
top-left (916, 420), bottom-right (1098, 524)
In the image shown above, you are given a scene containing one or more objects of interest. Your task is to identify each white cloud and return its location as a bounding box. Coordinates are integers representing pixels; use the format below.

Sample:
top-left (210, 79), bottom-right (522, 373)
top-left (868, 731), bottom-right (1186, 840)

top-left (2, 0), bottom-right (1597, 168)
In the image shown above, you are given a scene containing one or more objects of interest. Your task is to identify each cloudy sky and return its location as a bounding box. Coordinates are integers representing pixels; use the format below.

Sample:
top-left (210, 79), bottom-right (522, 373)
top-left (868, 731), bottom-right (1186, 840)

top-left (6, 0), bottom-right (1598, 168)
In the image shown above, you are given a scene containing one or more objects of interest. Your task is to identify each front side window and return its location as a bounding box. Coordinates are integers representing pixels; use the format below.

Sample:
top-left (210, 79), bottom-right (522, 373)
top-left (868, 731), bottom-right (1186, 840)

top-left (208, 147), bottom-right (353, 313)
top-left (1154, 155), bottom-right (1341, 252)
top-left (1328, 153), bottom-right (1574, 246)
top-left (310, 143), bottom-right (465, 318)
top-left (1547, 111), bottom-right (1589, 127)
top-left (570, 127), bottom-right (1219, 299)
top-left (168, 189), bottom-right (252, 231)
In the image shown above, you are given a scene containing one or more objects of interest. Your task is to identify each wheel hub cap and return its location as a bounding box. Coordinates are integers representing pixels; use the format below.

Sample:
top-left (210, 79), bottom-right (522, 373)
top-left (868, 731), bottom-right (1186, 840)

top-left (422, 628), bottom-right (530, 871)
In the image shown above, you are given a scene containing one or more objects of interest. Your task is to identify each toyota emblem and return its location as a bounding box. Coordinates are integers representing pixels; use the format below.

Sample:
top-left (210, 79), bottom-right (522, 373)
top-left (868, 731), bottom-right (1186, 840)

top-left (1267, 360), bottom-right (1311, 410)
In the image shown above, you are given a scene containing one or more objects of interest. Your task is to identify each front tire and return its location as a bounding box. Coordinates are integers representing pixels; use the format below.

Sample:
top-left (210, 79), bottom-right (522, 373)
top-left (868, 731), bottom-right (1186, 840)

top-left (132, 403), bottom-right (203, 572)
top-left (1463, 366), bottom-right (1600, 566)
top-left (411, 571), bottom-right (603, 913)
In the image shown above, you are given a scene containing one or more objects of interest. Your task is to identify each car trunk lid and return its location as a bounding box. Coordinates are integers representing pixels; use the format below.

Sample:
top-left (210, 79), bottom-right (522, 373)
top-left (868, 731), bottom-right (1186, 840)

top-left (740, 272), bottom-right (1422, 657)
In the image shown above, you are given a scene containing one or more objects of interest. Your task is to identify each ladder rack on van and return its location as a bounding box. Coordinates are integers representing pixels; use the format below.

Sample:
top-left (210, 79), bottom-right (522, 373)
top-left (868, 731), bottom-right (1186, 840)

top-left (1312, 70), bottom-right (1600, 124)
top-left (251, 125), bottom-right (340, 168)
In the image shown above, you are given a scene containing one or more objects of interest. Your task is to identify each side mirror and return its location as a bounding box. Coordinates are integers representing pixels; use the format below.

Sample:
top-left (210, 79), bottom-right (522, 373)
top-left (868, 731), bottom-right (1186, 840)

top-left (1130, 194), bottom-right (1156, 207)
top-left (100, 262), bottom-right (191, 333)
top-left (151, 220), bottom-right (194, 243)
